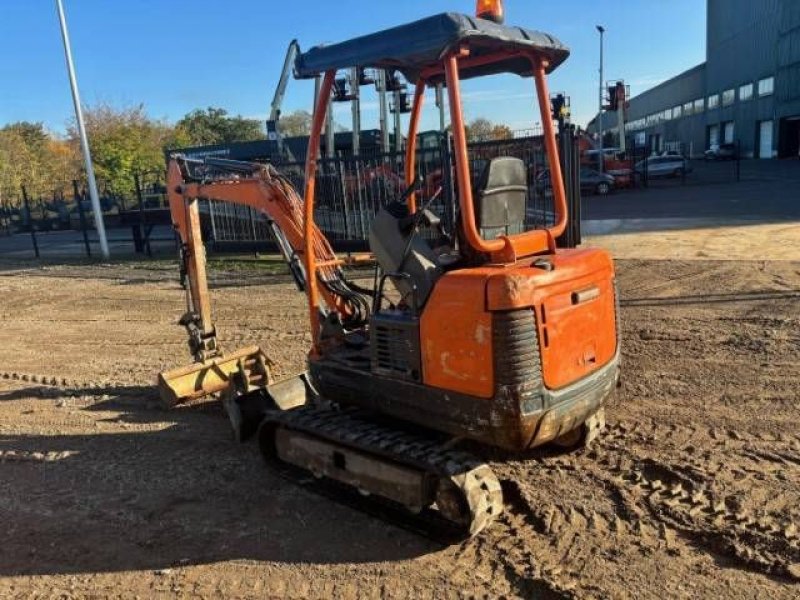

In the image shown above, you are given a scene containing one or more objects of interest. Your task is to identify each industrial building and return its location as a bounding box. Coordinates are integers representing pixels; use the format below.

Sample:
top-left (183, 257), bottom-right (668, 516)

top-left (588, 0), bottom-right (800, 159)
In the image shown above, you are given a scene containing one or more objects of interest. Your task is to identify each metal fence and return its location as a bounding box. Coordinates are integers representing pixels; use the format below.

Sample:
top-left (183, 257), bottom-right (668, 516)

top-left (1, 131), bottom-right (579, 259)
top-left (618, 137), bottom-right (743, 189)
top-left (202, 133), bottom-right (562, 253)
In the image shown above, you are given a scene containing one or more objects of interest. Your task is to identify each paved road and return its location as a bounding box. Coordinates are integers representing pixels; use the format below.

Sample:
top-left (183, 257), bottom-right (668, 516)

top-left (582, 159), bottom-right (800, 221)
top-left (2, 160), bottom-right (798, 261)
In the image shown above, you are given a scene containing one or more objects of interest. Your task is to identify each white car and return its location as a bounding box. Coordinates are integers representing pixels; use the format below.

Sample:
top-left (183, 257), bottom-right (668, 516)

top-left (635, 155), bottom-right (692, 179)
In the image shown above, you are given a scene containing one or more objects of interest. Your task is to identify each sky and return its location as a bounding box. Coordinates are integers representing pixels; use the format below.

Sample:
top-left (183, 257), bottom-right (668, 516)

top-left (0, 1), bottom-right (707, 136)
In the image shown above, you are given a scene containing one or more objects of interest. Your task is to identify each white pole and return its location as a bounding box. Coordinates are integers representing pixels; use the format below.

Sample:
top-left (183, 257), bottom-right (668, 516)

top-left (56, 0), bottom-right (109, 258)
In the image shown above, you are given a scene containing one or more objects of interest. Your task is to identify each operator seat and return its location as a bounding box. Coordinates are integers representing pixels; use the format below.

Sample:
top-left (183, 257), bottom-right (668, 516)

top-left (369, 201), bottom-right (444, 310)
top-left (474, 156), bottom-right (527, 240)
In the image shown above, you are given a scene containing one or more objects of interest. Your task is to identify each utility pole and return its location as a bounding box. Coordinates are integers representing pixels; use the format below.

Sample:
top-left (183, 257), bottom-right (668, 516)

top-left (350, 68), bottom-right (361, 156)
top-left (596, 25), bottom-right (605, 174)
top-left (378, 71), bottom-right (390, 153)
top-left (56, 0), bottom-right (109, 258)
top-left (435, 84), bottom-right (447, 133)
top-left (325, 94), bottom-right (334, 158)
top-left (393, 90), bottom-right (403, 153)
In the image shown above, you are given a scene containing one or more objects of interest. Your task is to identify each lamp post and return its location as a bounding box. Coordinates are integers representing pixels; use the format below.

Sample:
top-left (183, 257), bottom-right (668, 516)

top-left (596, 24), bottom-right (605, 173)
top-left (56, 0), bottom-right (109, 258)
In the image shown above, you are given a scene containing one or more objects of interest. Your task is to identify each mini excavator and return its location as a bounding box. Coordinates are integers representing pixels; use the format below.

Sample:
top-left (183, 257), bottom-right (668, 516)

top-left (158, 1), bottom-right (620, 536)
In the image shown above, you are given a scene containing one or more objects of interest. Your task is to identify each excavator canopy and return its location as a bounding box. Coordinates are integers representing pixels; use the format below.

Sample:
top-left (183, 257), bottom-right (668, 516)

top-left (293, 12), bottom-right (569, 83)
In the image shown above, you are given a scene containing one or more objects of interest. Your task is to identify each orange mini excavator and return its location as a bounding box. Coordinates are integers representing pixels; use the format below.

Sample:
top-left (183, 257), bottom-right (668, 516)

top-left (158, 1), bottom-right (620, 535)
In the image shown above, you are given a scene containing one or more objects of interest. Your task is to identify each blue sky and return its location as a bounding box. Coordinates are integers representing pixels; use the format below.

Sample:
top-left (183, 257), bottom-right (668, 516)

top-left (0, 1), bottom-right (706, 135)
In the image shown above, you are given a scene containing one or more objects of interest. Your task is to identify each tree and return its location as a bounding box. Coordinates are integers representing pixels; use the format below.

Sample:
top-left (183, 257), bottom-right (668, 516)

top-left (278, 110), bottom-right (312, 137)
top-left (466, 117), bottom-right (493, 142)
top-left (175, 107), bottom-right (265, 146)
top-left (70, 104), bottom-right (178, 198)
top-left (465, 118), bottom-right (514, 142)
top-left (0, 128), bottom-right (31, 206)
top-left (0, 122), bottom-right (75, 206)
top-left (490, 124), bottom-right (513, 141)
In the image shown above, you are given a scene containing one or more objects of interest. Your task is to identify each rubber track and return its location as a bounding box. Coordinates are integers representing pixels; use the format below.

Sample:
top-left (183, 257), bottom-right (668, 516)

top-left (261, 405), bottom-right (504, 538)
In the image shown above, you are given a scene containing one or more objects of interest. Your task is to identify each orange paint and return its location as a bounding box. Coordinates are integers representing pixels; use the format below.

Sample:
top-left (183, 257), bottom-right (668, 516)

top-left (420, 270), bottom-right (494, 398)
top-left (405, 80), bottom-right (426, 213)
top-left (303, 70), bottom-right (336, 355)
top-left (422, 247), bottom-right (617, 396)
top-left (486, 248), bottom-right (617, 389)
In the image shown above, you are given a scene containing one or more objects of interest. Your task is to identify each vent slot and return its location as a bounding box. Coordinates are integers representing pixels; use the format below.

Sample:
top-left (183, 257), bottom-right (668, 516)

top-left (370, 313), bottom-right (421, 381)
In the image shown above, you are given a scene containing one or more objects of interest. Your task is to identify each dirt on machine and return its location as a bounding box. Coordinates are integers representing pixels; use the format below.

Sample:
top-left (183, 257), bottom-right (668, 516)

top-left (158, 0), bottom-right (620, 537)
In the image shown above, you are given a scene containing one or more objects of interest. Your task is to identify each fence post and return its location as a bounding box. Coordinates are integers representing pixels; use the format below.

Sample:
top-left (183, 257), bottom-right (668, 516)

top-left (208, 200), bottom-right (218, 243)
top-left (735, 139), bottom-right (741, 182)
top-left (682, 143), bottom-right (687, 185)
top-left (73, 180), bottom-right (91, 257)
top-left (21, 186), bottom-right (40, 258)
top-left (440, 134), bottom-right (456, 233)
top-left (134, 173), bottom-right (151, 256)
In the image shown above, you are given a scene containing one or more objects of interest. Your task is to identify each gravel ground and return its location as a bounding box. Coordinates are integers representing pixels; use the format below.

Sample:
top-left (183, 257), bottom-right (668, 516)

top-left (0, 257), bottom-right (798, 598)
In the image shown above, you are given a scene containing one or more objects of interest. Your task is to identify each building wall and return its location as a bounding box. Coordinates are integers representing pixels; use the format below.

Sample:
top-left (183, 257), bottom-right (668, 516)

top-left (777, 0), bottom-right (800, 116)
top-left (706, 0), bottom-right (780, 91)
top-left (588, 0), bottom-right (800, 159)
top-left (623, 65), bottom-right (707, 156)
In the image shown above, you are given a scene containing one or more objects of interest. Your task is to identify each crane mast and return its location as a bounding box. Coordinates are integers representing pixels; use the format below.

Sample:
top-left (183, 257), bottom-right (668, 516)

top-left (266, 40), bottom-right (301, 161)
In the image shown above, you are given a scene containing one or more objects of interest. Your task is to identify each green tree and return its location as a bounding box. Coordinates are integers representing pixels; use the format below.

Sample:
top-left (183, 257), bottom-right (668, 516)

top-left (279, 110), bottom-right (312, 137)
top-left (0, 122), bottom-right (72, 206)
top-left (70, 104), bottom-right (178, 199)
top-left (175, 107), bottom-right (265, 146)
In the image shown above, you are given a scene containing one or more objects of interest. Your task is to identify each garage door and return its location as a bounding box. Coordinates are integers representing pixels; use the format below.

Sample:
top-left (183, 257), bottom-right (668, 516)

top-left (723, 121), bottom-right (735, 144)
top-left (708, 124), bottom-right (720, 147)
top-left (759, 120), bottom-right (773, 159)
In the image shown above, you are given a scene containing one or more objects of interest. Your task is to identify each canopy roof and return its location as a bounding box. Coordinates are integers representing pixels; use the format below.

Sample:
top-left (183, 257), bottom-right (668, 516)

top-left (294, 12), bottom-right (569, 82)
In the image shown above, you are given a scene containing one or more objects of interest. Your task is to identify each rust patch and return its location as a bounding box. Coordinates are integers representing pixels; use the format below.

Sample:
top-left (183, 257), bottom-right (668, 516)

top-left (502, 274), bottom-right (537, 304)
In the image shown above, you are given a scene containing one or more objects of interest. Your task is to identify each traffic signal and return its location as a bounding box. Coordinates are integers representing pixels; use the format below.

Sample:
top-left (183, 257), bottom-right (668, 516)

top-left (550, 93), bottom-right (570, 122)
top-left (607, 86), bottom-right (618, 111)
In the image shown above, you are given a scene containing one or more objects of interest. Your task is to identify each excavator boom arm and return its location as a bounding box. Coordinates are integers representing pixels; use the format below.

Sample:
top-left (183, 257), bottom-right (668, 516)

top-left (166, 155), bottom-right (367, 355)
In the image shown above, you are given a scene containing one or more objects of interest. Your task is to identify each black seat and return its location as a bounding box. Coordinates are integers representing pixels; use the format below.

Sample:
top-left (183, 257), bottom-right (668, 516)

top-left (474, 157), bottom-right (527, 240)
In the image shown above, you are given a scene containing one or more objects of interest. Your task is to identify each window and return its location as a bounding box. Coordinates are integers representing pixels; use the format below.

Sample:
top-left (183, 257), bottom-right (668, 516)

top-left (708, 94), bottom-right (719, 109)
top-left (684, 101), bottom-right (693, 115)
top-left (739, 83), bottom-right (753, 101)
top-left (694, 98), bottom-right (704, 113)
top-left (673, 105), bottom-right (682, 118)
top-left (722, 89), bottom-right (735, 106)
top-left (758, 76), bottom-right (774, 96)
top-left (663, 108), bottom-right (672, 121)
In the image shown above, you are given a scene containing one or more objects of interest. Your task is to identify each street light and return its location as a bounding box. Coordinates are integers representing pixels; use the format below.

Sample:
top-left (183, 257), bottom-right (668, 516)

top-left (56, 0), bottom-right (109, 258)
top-left (596, 25), bottom-right (605, 173)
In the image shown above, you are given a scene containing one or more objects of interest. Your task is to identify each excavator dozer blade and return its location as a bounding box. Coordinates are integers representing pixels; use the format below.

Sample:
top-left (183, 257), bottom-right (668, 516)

top-left (225, 372), bottom-right (313, 442)
top-left (157, 345), bottom-right (268, 408)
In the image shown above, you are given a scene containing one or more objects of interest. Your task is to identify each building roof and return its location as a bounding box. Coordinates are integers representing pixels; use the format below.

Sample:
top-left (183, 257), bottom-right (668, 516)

top-left (294, 12), bottom-right (569, 82)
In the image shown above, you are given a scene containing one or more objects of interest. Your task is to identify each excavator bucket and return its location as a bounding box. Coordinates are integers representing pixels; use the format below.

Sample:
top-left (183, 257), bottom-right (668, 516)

top-left (157, 345), bottom-right (270, 408)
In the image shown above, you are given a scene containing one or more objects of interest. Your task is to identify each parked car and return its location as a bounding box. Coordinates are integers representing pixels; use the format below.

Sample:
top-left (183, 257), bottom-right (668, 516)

top-left (536, 167), bottom-right (615, 196)
top-left (704, 143), bottom-right (738, 160)
top-left (635, 155), bottom-right (692, 179)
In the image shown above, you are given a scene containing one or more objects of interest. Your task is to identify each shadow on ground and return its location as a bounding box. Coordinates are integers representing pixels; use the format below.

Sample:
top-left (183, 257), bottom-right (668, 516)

top-left (0, 383), bottom-right (440, 577)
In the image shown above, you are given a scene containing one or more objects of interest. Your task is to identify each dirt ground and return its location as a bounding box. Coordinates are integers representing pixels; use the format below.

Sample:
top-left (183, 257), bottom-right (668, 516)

top-left (1, 256), bottom-right (799, 599)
